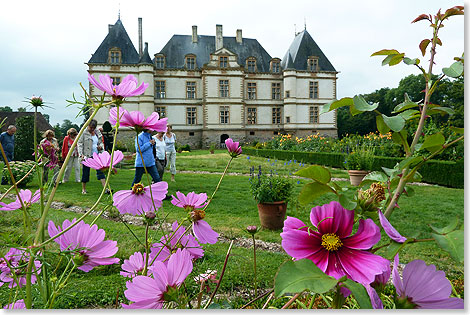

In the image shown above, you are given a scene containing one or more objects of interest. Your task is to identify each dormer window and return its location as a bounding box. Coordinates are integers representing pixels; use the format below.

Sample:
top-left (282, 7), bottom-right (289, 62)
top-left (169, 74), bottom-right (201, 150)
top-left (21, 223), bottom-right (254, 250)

top-left (246, 57), bottom-right (257, 72)
top-left (271, 59), bottom-right (281, 73)
top-left (155, 55), bottom-right (165, 69)
top-left (185, 55), bottom-right (196, 70)
top-left (308, 56), bottom-right (319, 71)
top-left (219, 56), bottom-right (228, 68)
top-left (110, 77), bottom-right (121, 85)
top-left (108, 48), bottom-right (121, 64)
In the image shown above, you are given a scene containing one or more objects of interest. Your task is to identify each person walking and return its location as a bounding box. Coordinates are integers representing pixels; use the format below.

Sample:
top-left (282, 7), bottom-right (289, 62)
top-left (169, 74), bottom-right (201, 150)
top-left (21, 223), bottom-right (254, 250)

top-left (0, 125), bottom-right (16, 185)
top-left (77, 120), bottom-right (108, 194)
top-left (164, 124), bottom-right (177, 182)
top-left (132, 129), bottom-right (161, 187)
top-left (61, 128), bottom-right (80, 183)
top-left (39, 130), bottom-right (60, 184)
top-left (152, 131), bottom-right (166, 181)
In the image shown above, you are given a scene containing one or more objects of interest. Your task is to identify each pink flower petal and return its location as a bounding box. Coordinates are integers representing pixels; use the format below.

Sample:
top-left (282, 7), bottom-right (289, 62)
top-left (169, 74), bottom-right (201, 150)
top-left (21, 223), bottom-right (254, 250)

top-left (310, 201), bottom-right (354, 237)
top-left (336, 248), bottom-right (390, 285)
top-left (193, 220), bottom-right (218, 244)
top-left (378, 210), bottom-right (407, 243)
top-left (342, 218), bottom-right (381, 250)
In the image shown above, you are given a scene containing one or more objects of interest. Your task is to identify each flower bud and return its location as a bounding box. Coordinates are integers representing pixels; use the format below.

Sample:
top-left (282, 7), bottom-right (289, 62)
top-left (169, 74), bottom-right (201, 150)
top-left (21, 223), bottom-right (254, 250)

top-left (246, 225), bottom-right (259, 235)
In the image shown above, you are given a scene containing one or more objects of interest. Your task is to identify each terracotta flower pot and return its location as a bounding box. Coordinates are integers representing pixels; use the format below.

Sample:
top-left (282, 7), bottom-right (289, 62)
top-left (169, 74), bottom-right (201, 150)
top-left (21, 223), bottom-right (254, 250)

top-left (348, 170), bottom-right (369, 186)
top-left (257, 201), bottom-right (287, 230)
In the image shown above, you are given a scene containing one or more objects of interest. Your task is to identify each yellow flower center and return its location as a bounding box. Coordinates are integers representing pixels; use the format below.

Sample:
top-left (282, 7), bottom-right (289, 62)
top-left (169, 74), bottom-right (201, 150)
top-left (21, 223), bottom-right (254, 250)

top-left (321, 233), bottom-right (343, 251)
top-left (132, 183), bottom-right (145, 195)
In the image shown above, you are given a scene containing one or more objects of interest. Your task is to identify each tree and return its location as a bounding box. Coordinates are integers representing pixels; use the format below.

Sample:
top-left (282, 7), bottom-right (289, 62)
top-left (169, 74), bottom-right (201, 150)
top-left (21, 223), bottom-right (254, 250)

top-left (17, 107), bottom-right (27, 112)
top-left (14, 115), bottom-right (40, 161)
top-left (43, 114), bottom-right (50, 123)
top-left (0, 106), bottom-right (13, 112)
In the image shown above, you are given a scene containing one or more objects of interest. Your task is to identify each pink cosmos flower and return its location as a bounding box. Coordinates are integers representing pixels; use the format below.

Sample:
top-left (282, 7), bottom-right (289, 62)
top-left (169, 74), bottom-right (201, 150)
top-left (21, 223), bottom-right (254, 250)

top-left (3, 299), bottom-right (26, 309)
top-left (109, 107), bottom-right (168, 132)
top-left (113, 181), bottom-right (168, 216)
top-left (225, 138), bottom-right (242, 157)
top-left (280, 201), bottom-right (389, 285)
top-left (171, 192), bottom-right (218, 244)
top-left (121, 251), bottom-right (162, 278)
top-left (0, 189), bottom-right (40, 211)
top-left (0, 248), bottom-right (41, 288)
top-left (122, 249), bottom-right (193, 309)
top-left (151, 221), bottom-right (204, 261)
top-left (48, 219), bottom-right (119, 272)
top-left (82, 150), bottom-right (124, 172)
top-left (392, 254), bottom-right (463, 309)
top-left (40, 139), bottom-right (59, 169)
top-left (88, 73), bottom-right (148, 100)
top-left (378, 209), bottom-right (407, 243)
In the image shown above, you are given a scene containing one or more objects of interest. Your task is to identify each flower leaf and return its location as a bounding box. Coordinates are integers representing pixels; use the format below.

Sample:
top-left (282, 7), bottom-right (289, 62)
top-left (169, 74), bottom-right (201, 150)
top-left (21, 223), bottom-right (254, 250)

top-left (381, 114), bottom-right (405, 132)
top-left (361, 171), bottom-right (388, 184)
top-left (371, 49), bottom-right (400, 56)
top-left (420, 132), bottom-right (445, 153)
top-left (352, 95), bottom-right (378, 112)
top-left (432, 230), bottom-right (464, 263)
top-left (294, 165), bottom-right (331, 184)
top-left (342, 279), bottom-right (372, 309)
top-left (298, 182), bottom-right (335, 205)
top-left (376, 115), bottom-right (390, 134)
top-left (274, 259), bottom-right (338, 297)
top-left (443, 61), bottom-right (464, 78)
top-left (429, 217), bottom-right (459, 235)
top-left (338, 194), bottom-right (357, 210)
top-left (419, 39), bottom-right (431, 56)
top-left (320, 97), bottom-right (354, 115)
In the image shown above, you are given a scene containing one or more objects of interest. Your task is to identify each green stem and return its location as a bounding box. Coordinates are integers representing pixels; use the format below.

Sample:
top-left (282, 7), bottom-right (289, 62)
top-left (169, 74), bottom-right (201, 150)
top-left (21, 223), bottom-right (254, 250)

top-left (252, 234), bottom-right (257, 298)
top-left (281, 292), bottom-right (302, 309)
top-left (202, 156), bottom-right (233, 212)
top-left (142, 222), bottom-right (150, 276)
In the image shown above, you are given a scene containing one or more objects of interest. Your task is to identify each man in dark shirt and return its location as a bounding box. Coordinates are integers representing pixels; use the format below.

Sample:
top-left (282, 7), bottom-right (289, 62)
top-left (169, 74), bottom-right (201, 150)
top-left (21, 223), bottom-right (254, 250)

top-left (1, 125), bottom-right (16, 184)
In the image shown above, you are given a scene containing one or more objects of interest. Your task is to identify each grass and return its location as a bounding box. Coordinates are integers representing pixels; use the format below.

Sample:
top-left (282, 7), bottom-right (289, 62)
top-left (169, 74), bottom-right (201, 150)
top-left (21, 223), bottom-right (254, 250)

top-left (0, 150), bottom-right (464, 308)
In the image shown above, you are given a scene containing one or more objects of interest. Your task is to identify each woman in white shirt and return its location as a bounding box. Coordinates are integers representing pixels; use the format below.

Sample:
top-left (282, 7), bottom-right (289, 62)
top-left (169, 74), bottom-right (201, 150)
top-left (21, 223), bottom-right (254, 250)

top-left (164, 125), bottom-right (176, 182)
top-left (152, 131), bottom-right (167, 181)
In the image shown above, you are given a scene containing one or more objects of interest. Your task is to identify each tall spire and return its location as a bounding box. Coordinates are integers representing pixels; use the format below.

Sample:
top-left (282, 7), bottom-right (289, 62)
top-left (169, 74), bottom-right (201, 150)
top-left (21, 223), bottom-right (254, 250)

top-left (304, 17), bottom-right (306, 30)
top-left (118, 2), bottom-right (121, 20)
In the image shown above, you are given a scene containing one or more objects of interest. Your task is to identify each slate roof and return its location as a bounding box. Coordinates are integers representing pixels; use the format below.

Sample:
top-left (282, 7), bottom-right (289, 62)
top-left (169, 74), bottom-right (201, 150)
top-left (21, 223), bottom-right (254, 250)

top-left (0, 112), bottom-right (52, 132)
top-left (281, 30), bottom-right (336, 72)
top-left (158, 35), bottom-right (273, 72)
top-left (88, 19), bottom-right (140, 64)
top-left (139, 43), bottom-right (153, 65)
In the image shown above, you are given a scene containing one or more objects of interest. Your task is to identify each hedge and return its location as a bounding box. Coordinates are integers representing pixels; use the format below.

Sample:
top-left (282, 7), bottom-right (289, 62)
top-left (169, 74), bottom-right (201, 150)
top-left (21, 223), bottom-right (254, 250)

top-left (243, 147), bottom-right (463, 189)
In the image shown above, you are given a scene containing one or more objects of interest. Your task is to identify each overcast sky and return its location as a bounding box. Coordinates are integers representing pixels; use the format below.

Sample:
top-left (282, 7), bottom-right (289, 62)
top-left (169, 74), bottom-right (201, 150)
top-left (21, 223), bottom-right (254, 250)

top-left (0, 0), bottom-right (464, 126)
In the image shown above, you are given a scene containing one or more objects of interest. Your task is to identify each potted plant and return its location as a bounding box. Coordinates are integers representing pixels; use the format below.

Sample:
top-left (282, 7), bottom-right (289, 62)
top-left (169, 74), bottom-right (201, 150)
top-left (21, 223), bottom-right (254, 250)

top-left (249, 167), bottom-right (294, 230)
top-left (344, 145), bottom-right (374, 186)
top-left (209, 143), bottom-right (216, 154)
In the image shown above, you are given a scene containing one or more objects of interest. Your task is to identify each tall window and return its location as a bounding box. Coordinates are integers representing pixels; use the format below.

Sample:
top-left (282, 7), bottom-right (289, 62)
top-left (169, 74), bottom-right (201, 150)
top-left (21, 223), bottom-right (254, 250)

top-left (219, 56), bottom-right (228, 68)
top-left (246, 58), bottom-right (256, 72)
top-left (219, 80), bottom-right (229, 98)
top-left (309, 81), bottom-right (319, 99)
top-left (155, 81), bottom-right (166, 99)
top-left (155, 56), bottom-right (165, 69)
top-left (271, 61), bottom-right (280, 73)
top-left (308, 57), bottom-right (319, 71)
top-left (108, 48), bottom-right (121, 64)
top-left (155, 106), bottom-right (166, 118)
top-left (110, 77), bottom-right (121, 85)
top-left (186, 107), bottom-right (197, 125)
top-left (309, 106), bottom-right (319, 123)
top-left (220, 106), bottom-right (229, 124)
top-left (272, 83), bottom-right (281, 100)
top-left (186, 82), bottom-right (196, 99)
top-left (272, 107), bottom-right (281, 124)
top-left (247, 107), bottom-right (257, 124)
top-left (247, 82), bottom-right (257, 100)
top-left (186, 56), bottom-right (196, 70)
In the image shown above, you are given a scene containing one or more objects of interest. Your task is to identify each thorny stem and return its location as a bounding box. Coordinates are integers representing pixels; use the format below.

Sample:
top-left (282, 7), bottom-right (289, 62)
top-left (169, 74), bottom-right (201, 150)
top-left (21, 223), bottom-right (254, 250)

top-left (241, 288), bottom-right (274, 309)
top-left (281, 292), bottom-right (303, 309)
top-left (203, 240), bottom-right (234, 309)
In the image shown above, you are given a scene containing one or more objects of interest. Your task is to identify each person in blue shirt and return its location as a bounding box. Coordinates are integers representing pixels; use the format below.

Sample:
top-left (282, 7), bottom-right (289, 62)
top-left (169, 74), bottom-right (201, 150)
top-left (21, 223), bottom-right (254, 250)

top-left (1, 125), bottom-right (16, 185)
top-left (132, 129), bottom-right (161, 187)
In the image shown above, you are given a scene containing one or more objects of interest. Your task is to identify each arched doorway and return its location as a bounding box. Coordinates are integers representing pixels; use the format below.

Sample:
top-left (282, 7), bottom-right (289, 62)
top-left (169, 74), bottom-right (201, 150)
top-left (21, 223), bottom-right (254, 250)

top-left (220, 134), bottom-right (229, 148)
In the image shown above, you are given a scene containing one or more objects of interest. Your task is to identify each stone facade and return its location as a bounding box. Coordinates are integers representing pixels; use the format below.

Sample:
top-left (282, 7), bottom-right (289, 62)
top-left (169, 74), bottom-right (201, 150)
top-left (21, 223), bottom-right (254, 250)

top-left (87, 19), bottom-right (339, 149)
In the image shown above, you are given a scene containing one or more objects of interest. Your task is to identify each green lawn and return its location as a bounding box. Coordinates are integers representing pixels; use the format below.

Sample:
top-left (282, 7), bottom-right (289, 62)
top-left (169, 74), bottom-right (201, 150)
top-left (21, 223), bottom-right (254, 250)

top-left (0, 151), bottom-right (464, 308)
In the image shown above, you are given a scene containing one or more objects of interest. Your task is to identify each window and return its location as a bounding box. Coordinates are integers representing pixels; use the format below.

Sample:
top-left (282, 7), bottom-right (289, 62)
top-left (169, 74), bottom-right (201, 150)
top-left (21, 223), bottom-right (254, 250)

top-left (155, 55), bottom-right (165, 69)
top-left (110, 77), bottom-right (121, 85)
top-left (186, 107), bottom-right (197, 125)
top-left (272, 83), bottom-right (281, 100)
top-left (189, 132), bottom-right (195, 136)
top-left (186, 56), bottom-right (196, 70)
top-left (308, 56), bottom-right (319, 71)
top-left (286, 116), bottom-right (291, 123)
top-left (186, 81), bottom-right (196, 99)
top-left (155, 106), bottom-right (166, 118)
top-left (246, 58), bottom-right (256, 72)
top-left (247, 82), bottom-right (257, 100)
top-left (155, 81), bottom-right (166, 99)
top-left (309, 81), bottom-right (319, 99)
top-left (285, 90), bottom-right (290, 98)
top-left (219, 56), bottom-right (228, 68)
top-left (272, 107), bottom-right (281, 124)
top-left (220, 106), bottom-right (230, 124)
top-left (247, 107), bottom-right (257, 124)
top-left (108, 48), bottom-right (121, 64)
top-left (249, 131), bottom-right (255, 135)
top-left (273, 131), bottom-right (278, 135)
top-left (219, 80), bottom-right (229, 98)
top-left (271, 61), bottom-right (280, 73)
top-left (309, 106), bottom-right (319, 123)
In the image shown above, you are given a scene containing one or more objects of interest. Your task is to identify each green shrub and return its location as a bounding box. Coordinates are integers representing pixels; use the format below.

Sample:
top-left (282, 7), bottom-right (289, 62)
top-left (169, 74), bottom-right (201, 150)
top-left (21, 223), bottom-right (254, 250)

top-left (2, 160), bottom-right (36, 187)
top-left (14, 115), bottom-right (41, 161)
top-left (249, 167), bottom-right (293, 203)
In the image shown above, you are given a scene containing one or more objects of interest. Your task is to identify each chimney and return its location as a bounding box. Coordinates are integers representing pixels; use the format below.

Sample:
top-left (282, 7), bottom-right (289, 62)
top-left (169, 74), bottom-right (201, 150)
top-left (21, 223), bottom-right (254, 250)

top-left (192, 25), bottom-right (198, 43)
top-left (236, 29), bottom-right (242, 44)
top-left (108, 24), bottom-right (113, 32)
top-left (138, 17), bottom-right (143, 57)
top-left (144, 42), bottom-right (148, 53)
top-left (216, 24), bottom-right (223, 51)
